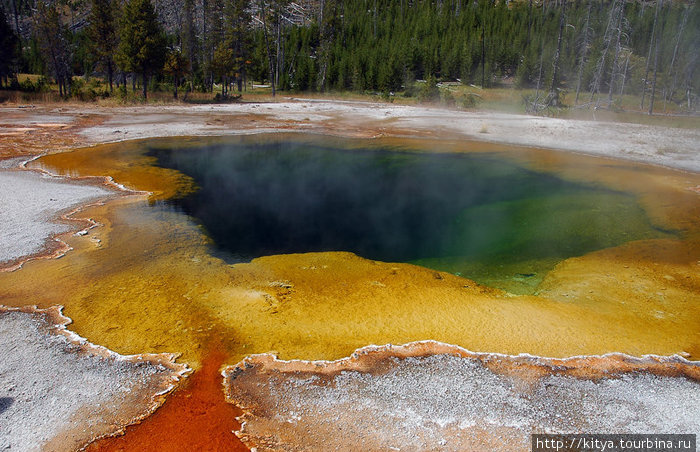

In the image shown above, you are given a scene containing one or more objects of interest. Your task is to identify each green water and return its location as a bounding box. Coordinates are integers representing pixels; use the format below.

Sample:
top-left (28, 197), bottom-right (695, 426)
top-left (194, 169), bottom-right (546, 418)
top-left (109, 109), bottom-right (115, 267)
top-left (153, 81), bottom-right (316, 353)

top-left (148, 135), bottom-right (673, 294)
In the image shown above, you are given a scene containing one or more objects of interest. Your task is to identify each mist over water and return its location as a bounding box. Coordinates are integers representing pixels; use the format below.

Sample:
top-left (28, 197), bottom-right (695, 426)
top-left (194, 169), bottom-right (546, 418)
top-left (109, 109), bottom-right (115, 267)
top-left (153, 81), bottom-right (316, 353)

top-left (149, 136), bottom-right (672, 290)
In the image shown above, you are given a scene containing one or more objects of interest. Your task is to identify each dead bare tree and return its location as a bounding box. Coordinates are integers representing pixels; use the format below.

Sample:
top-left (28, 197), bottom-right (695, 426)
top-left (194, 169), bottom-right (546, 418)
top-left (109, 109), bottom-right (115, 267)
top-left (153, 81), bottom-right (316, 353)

top-left (640, 0), bottom-right (661, 110)
top-left (526, 0), bottom-right (533, 44)
top-left (589, 0), bottom-right (622, 108)
top-left (548, 0), bottom-right (567, 107)
top-left (528, 0), bottom-right (547, 112)
top-left (574, 0), bottom-right (593, 105)
top-left (606, 1), bottom-right (625, 108)
top-left (316, 0), bottom-right (338, 91)
top-left (373, 0), bottom-right (377, 38)
top-left (662, 4), bottom-right (689, 112)
top-left (8, 0), bottom-right (20, 36)
top-left (618, 48), bottom-right (631, 97)
top-left (648, 0), bottom-right (663, 115)
top-left (257, 0), bottom-right (276, 96)
top-left (202, 0), bottom-right (209, 90)
top-left (683, 48), bottom-right (697, 111)
top-left (275, 5), bottom-right (281, 87)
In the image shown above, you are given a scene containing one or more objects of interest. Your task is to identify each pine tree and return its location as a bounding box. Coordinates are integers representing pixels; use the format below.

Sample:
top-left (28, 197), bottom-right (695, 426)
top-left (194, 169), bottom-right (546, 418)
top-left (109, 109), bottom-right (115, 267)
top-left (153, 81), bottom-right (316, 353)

top-left (181, 0), bottom-right (197, 91)
top-left (0, 7), bottom-right (19, 87)
top-left (224, 0), bottom-right (251, 92)
top-left (116, 0), bottom-right (166, 99)
top-left (33, 0), bottom-right (73, 96)
top-left (164, 48), bottom-right (189, 98)
top-left (257, 0), bottom-right (276, 95)
top-left (316, 0), bottom-right (339, 91)
top-left (89, 0), bottom-right (118, 92)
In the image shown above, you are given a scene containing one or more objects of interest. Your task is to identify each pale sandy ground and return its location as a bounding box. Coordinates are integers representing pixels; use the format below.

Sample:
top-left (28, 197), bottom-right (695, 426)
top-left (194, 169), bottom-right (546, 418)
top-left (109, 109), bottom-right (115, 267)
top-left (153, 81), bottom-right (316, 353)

top-left (0, 170), bottom-right (114, 269)
top-left (71, 102), bottom-right (700, 172)
top-left (225, 342), bottom-right (700, 452)
top-left (0, 306), bottom-right (188, 452)
top-left (1, 101), bottom-right (698, 171)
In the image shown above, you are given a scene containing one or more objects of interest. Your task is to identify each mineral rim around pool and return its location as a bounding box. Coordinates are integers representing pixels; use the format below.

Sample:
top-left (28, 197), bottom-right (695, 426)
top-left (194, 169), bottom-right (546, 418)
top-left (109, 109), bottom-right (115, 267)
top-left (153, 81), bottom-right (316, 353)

top-left (0, 306), bottom-right (190, 452)
top-left (223, 342), bottom-right (700, 452)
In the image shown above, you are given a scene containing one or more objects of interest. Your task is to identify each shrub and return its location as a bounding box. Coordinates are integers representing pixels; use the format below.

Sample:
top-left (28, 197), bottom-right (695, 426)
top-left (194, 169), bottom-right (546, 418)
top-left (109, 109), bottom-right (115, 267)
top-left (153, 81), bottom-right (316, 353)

top-left (457, 92), bottom-right (482, 109)
top-left (71, 78), bottom-right (100, 101)
top-left (440, 90), bottom-right (456, 107)
top-left (114, 84), bottom-right (143, 103)
top-left (417, 75), bottom-right (440, 103)
top-left (18, 78), bottom-right (37, 92)
top-left (403, 81), bottom-right (418, 98)
top-left (380, 90), bottom-right (394, 102)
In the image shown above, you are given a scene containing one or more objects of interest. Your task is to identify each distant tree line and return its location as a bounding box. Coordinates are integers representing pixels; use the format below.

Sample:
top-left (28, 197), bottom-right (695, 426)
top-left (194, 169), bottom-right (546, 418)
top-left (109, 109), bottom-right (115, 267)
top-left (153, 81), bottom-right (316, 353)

top-left (0, 0), bottom-right (697, 111)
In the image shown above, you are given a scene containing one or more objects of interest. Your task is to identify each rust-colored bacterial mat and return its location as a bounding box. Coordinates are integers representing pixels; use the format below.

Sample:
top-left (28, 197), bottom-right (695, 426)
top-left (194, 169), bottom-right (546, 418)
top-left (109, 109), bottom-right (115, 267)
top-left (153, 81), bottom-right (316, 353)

top-left (86, 342), bottom-right (248, 452)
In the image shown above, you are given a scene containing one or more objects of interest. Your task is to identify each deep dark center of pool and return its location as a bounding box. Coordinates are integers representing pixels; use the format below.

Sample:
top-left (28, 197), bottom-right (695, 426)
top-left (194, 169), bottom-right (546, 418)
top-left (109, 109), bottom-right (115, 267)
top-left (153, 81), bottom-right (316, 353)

top-left (149, 136), bottom-right (669, 292)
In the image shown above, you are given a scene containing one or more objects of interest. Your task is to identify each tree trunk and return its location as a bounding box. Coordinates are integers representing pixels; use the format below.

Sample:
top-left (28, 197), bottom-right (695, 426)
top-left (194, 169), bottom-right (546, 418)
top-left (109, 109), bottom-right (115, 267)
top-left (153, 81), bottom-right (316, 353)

top-left (648, 0), bottom-right (663, 115)
top-left (373, 0), bottom-right (377, 38)
top-left (618, 51), bottom-right (630, 97)
top-left (575, 0), bottom-right (592, 105)
top-left (142, 72), bottom-right (148, 100)
top-left (549, 0), bottom-right (567, 106)
top-left (607, 1), bottom-right (624, 108)
top-left (589, 0), bottom-right (619, 105)
top-left (641, 0), bottom-right (661, 110)
top-left (259, 0), bottom-right (275, 97)
top-left (276, 9), bottom-right (281, 89)
top-left (184, 0), bottom-right (195, 90)
top-left (316, 0), bottom-right (336, 91)
top-left (481, 24), bottom-right (485, 88)
top-left (532, 0), bottom-right (547, 110)
top-left (107, 60), bottom-right (113, 93)
top-left (526, 0), bottom-right (532, 44)
top-left (663, 4), bottom-right (688, 110)
top-left (10, 0), bottom-right (20, 37)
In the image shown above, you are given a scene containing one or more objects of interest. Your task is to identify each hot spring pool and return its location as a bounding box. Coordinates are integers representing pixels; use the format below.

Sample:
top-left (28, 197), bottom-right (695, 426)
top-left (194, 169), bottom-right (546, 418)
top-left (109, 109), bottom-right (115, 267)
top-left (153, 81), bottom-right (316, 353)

top-left (147, 135), bottom-right (673, 293)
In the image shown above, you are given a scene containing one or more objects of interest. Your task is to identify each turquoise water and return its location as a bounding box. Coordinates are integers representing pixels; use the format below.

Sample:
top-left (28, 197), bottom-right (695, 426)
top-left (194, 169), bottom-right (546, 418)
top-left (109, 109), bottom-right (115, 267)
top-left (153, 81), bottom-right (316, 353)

top-left (149, 135), bottom-right (672, 293)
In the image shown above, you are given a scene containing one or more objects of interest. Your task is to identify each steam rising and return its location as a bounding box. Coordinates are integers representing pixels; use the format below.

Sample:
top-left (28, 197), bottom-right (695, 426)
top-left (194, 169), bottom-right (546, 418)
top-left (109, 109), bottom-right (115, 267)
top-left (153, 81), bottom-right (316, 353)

top-left (150, 136), bottom-right (672, 286)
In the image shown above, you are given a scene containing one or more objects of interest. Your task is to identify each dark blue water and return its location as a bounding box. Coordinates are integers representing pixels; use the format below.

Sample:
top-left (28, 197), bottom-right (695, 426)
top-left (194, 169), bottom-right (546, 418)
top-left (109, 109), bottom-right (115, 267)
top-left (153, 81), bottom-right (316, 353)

top-left (148, 135), bottom-right (671, 291)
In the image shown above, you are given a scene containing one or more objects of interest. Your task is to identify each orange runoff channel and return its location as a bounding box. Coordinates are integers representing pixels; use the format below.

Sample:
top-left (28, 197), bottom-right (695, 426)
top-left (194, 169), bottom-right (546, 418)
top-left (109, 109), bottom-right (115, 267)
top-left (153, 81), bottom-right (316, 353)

top-left (86, 344), bottom-right (249, 451)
